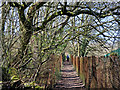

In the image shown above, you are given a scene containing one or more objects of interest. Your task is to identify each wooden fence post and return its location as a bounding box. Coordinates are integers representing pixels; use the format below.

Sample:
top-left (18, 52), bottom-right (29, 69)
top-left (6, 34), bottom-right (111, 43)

top-left (102, 56), bottom-right (106, 88)
top-left (95, 56), bottom-right (100, 88)
top-left (90, 56), bottom-right (98, 88)
top-left (84, 57), bottom-right (89, 88)
top-left (73, 56), bottom-right (75, 67)
top-left (76, 56), bottom-right (80, 75)
top-left (73, 56), bottom-right (76, 69)
top-left (75, 56), bottom-right (76, 69)
top-left (87, 56), bottom-right (92, 88)
top-left (60, 55), bottom-right (62, 69)
top-left (80, 57), bottom-right (85, 85)
top-left (71, 55), bottom-right (73, 65)
top-left (104, 56), bottom-right (112, 88)
top-left (110, 56), bottom-right (119, 88)
top-left (97, 56), bottom-right (105, 88)
top-left (104, 57), bottom-right (108, 88)
top-left (53, 61), bottom-right (56, 87)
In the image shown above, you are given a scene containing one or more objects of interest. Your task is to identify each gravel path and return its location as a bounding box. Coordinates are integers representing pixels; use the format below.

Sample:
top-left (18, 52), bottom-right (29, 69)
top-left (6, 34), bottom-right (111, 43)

top-left (55, 61), bottom-right (85, 89)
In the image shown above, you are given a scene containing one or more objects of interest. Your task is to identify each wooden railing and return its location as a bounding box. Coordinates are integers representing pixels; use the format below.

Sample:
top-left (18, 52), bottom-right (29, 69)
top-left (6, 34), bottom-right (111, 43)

top-left (70, 55), bottom-right (120, 89)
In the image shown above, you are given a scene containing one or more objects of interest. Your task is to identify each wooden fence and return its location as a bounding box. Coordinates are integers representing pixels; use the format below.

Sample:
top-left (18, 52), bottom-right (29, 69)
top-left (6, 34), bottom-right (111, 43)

top-left (37, 54), bottom-right (62, 88)
top-left (70, 55), bottom-right (120, 89)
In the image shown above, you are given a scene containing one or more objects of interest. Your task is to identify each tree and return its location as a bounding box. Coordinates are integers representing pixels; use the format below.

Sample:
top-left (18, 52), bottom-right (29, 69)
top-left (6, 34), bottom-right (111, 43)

top-left (7, 1), bottom-right (120, 59)
top-left (1, 1), bottom-right (120, 88)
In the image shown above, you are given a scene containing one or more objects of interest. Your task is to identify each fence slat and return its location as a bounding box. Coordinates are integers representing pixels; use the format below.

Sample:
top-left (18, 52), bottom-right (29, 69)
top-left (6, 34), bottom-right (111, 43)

top-left (90, 56), bottom-right (98, 88)
top-left (71, 55), bottom-right (73, 65)
top-left (76, 56), bottom-right (80, 75)
top-left (88, 56), bottom-right (92, 88)
top-left (73, 56), bottom-right (76, 69)
top-left (83, 57), bottom-right (89, 88)
top-left (80, 57), bottom-right (85, 85)
top-left (60, 55), bottom-right (62, 69)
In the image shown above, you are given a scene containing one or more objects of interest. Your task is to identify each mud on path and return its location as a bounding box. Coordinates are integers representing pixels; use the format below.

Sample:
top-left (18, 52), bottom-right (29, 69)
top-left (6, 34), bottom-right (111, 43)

top-left (55, 61), bottom-right (85, 89)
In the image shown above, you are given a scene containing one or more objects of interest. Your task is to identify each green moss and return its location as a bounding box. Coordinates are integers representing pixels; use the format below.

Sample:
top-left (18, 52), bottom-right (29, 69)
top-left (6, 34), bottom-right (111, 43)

top-left (67, 11), bottom-right (74, 15)
top-left (80, 73), bottom-right (85, 85)
top-left (55, 67), bottom-right (61, 80)
top-left (24, 81), bottom-right (43, 89)
top-left (2, 67), bottom-right (19, 82)
top-left (61, 11), bottom-right (63, 14)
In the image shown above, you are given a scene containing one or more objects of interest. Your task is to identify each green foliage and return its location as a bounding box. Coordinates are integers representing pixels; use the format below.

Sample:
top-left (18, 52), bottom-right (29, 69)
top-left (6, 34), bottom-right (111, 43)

top-left (55, 67), bottom-right (61, 80)
top-left (2, 67), bottom-right (19, 82)
top-left (11, 75), bottom-right (19, 81)
top-left (80, 38), bottom-right (89, 57)
top-left (2, 67), bottom-right (10, 81)
top-left (24, 81), bottom-right (43, 89)
top-left (80, 73), bottom-right (85, 85)
top-left (8, 68), bottom-right (18, 76)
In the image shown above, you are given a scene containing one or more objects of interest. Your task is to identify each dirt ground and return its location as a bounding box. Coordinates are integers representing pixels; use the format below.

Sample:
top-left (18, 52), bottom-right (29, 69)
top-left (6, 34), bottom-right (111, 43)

top-left (55, 61), bottom-right (86, 89)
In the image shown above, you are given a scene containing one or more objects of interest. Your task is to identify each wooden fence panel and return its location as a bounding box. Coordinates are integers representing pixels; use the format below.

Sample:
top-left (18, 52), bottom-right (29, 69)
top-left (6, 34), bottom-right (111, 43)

top-left (71, 55), bottom-right (120, 88)
top-left (44, 55), bottom-right (62, 88)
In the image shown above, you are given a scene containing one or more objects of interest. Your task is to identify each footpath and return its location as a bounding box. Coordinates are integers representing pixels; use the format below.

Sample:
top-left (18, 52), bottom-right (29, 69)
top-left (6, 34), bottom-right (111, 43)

top-left (55, 61), bottom-right (86, 89)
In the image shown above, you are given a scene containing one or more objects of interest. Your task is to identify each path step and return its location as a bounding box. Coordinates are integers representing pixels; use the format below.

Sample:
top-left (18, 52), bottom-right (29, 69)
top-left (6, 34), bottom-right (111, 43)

top-left (54, 61), bottom-right (85, 89)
